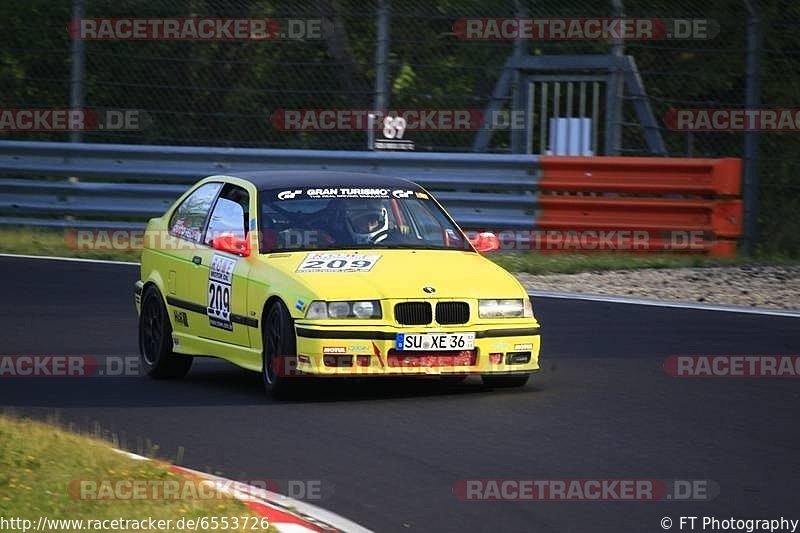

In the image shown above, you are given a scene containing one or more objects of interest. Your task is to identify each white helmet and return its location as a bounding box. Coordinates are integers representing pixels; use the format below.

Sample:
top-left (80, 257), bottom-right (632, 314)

top-left (344, 199), bottom-right (389, 244)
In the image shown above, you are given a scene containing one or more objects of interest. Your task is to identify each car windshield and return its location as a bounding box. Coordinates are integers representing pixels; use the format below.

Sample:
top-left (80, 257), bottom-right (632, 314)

top-left (259, 186), bottom-right (472, 252)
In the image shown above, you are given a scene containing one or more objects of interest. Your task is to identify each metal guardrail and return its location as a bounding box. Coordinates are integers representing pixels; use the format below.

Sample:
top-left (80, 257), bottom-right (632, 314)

top-left (0, 141), bottom-right (743, 255)
top-left (0, 141), bottom-right (540, 231)
top-left (537, 156), bottom-right (743, 256)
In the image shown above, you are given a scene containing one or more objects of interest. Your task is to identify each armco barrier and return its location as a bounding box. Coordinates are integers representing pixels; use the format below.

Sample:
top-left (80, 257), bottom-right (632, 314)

top-left (0, 141), bottom-right (538, 232)
top-left (537, 156), bottom-right (742, 195)
top-left (537, 157), bottom-right (743, 256)
top-left (0, 141), bottom-right (742, 255)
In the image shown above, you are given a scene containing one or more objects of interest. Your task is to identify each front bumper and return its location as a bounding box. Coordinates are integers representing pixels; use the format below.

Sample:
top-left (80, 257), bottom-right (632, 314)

top-left (292, 323), bottom-right (541, 377)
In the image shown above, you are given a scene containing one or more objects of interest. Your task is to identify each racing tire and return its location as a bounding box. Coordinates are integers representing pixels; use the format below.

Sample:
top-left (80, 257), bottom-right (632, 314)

top-left (262, 300), bottom-right (297, 398)
top-left (481, 373), bottom-right (530, 388)
top-left (139, 286), bottom-right (193, 379)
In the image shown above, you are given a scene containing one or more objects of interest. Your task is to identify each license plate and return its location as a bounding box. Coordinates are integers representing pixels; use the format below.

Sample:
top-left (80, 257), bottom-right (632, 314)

top-left (396, 332), bottom-right (475, 351)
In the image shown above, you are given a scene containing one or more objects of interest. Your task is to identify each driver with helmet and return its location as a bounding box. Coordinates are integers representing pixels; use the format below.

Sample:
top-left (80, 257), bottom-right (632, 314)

top-left (343, 199), bottom-right (392, 244)
top-left (321, 198), bottom-right (411, 245)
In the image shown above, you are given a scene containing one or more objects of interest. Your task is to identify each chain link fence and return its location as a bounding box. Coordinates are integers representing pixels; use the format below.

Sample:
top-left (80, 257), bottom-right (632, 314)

top-left (0, 0), bottom-right (798, 254)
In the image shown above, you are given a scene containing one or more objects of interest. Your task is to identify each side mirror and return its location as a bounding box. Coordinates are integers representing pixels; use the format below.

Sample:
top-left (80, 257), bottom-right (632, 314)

top-left (211, 233), bottom-right (251, 257)
top-left (469, 231), bottom-right (500, 253)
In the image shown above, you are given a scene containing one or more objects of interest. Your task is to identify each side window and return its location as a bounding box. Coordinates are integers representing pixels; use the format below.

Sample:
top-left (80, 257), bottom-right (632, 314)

top-left (168, 182), bottom-right (222, 243)
top-left (205, 184), bottom-right (250, 245)
top-left (404, 199), bottom-right (445, 244)
top-left (403, 198), bottom-right (466, 248)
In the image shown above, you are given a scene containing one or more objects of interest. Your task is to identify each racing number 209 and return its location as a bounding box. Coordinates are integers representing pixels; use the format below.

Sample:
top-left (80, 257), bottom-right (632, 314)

top-left (304, 259), bottom-right (370, 270)
top-left (296, 253), bottom-right (382, 273)
top-left (208, 254), bottom-right (237, 330)
top-left (208, 282), bottom-right (230, 316)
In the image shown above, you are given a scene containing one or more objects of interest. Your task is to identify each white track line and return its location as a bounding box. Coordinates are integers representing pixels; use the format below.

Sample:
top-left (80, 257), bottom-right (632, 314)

top-left (0, 252), bottom-right (139, 266)
top-left (111, 449), bottom-right (373, 533)
top-left (2, 252), bottom-right (797, 317)
top-left (528, 289), bottom-right (800, 318)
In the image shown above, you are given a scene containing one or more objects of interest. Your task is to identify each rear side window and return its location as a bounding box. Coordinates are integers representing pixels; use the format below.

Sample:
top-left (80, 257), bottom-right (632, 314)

top-left (168, 182), bottom-right (222, 243)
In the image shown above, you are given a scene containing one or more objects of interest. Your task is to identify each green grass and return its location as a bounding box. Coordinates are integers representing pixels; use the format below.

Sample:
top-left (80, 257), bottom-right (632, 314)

top-left (0, 226), bottom-right (795, 274)
top-left (0, 227), bottom-right (141, 262)
top-left (0, 415), bottom-right (275, 532)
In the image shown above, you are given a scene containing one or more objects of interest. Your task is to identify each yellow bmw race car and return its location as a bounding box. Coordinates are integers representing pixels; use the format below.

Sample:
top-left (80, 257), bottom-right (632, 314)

top-left (134, 171), bottom-right (541, 396)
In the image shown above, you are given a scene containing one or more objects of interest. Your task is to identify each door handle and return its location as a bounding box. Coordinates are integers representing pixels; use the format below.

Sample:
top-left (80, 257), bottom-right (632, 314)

top-left (192, 256), bottom-right (202, 265)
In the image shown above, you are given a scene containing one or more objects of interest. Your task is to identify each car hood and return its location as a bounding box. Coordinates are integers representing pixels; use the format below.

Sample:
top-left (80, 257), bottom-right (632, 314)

top-left (256, 249), bottom-right (526, 300)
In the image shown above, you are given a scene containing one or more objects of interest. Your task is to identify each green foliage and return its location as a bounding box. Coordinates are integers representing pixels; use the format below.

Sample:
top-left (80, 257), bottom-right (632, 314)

top-left (0, 0), bottom-right (798, 253)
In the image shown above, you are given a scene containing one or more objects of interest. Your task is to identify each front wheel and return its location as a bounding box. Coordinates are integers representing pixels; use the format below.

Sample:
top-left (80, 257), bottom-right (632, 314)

top-left (262, 301), bottom-right (297, 397)
top-left (481, 374), bottom-right (530, 388)
top-left (139, 286), bottom-right (193, 379)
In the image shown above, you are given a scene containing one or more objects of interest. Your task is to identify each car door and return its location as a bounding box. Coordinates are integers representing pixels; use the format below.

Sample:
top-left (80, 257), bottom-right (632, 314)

top-left (163, 181), bottom-right (223, 339)
top-left (194, 183), bottom-right (253, 348)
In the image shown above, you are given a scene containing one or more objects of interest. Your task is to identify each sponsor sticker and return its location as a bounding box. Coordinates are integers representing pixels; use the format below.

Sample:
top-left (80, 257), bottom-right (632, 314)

top-left (348, 344), bottom-right (370, 353)
top-left (277, 189), bottom-right (303, 200)
top-left (296, 253), bottom-right (381, 273)
top-left (173, 311), bottom-right (188, 327)
top-left (392, 189), bottom-right (414, 198)
top-left (274, 188), bottom-right (429, 200)
top-left (323, 347), bottom-right (347, 354)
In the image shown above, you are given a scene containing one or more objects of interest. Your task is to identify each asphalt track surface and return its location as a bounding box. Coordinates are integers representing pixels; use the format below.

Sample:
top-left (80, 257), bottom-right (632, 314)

top-left (1, 255), bottom-right (799, 533)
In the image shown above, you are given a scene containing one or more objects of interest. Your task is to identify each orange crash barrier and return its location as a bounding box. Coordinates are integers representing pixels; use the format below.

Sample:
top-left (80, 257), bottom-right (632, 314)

top-left (536, 157), bottom-right (743, 257)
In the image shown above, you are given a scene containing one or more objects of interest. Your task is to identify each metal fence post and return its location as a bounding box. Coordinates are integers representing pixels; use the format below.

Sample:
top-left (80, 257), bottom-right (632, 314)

top-left (743, 0), bottom-right (762, 256)
top-left (374, 0), bottom-right (390, 112)
top-left (69, 0), bottom-right (86, 143)
top-left (509, 1), bottom-right (527, 154)
top-left (605, 0), bottom-right (625, 155)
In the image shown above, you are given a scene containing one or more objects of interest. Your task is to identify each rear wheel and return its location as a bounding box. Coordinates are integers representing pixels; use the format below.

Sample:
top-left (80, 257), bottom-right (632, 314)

top-left (481, 374), bottom-right (530, 388)
top-left (262, 300), bottom-right (297, 397)
top-left (139, 286), bottom-right (193, 379)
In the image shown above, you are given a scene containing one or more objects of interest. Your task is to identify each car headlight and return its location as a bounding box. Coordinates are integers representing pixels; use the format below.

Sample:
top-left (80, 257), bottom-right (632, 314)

top-left (305, 300), bottom-right (382, 319)
top-left (479, 299), bottom-right (533, 318)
